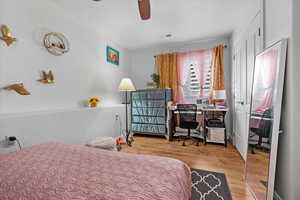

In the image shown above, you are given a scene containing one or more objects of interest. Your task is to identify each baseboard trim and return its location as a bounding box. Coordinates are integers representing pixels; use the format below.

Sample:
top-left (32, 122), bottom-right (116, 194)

top-left (274, 190), bottom-right (282, 200)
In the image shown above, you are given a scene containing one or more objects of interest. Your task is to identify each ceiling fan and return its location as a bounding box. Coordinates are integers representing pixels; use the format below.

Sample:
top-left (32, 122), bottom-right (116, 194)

top-left (138, 0), bottom-right (151, 20)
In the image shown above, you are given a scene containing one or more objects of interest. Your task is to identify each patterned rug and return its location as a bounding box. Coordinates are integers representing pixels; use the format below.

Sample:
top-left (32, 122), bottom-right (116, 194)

top-left (190, 168), bottom-right (232, 200)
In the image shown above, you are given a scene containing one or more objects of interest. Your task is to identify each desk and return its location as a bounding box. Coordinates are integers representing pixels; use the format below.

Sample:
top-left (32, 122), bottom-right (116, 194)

top-left (168, 106), bottom-right (228, 146)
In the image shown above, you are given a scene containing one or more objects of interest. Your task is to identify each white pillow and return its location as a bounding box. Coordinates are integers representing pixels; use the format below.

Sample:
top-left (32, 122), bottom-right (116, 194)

top-left (87, 137), bottom-right (116, 150)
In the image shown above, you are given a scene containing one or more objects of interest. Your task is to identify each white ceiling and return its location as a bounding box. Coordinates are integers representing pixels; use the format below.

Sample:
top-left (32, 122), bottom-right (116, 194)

top-left (51, 0), bottom-right (261, 50)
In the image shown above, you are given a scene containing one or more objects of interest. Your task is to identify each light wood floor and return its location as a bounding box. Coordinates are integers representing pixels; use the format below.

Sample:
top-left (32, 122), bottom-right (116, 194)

top-left (121, 136), bottom-right (255, 200)
top-left (246, 149), bottom-right (269, 200)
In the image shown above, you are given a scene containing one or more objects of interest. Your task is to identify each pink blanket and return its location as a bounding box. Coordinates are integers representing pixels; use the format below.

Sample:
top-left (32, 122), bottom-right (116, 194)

top-left (0, 143), bottom-right (191, 200)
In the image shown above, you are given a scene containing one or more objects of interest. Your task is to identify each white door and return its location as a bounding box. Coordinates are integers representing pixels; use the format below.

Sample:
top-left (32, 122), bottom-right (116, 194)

top-left (233, 12), bottom-right (263, 160)
top-left (244, 12), bottom-right (263, 158)
top-left (233, 41), bottom-right (248, 160)
top-left (246, 12), bottom-right (263, 105)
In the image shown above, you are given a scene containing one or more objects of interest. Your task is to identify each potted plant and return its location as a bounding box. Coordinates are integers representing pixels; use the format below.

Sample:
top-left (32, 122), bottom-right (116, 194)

top-left (147, 73), bottom-right (160, 88)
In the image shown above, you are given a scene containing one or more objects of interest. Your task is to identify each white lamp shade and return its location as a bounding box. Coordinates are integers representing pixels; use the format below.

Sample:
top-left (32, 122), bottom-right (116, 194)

top-left (118, 78), bottom-right (136, 91)
top-left (213, 90), bottom-right (227, 100)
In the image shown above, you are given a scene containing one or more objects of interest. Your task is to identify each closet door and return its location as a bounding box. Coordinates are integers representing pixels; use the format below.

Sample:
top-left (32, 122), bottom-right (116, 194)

top-left (233, 41), bottom-right (248, 160)
top-left (233, 12), bottom-right (263, 160)
top-left (244, 12), bottom-right (263, 158)
top-left (246, 12), bottom-right (263, 105)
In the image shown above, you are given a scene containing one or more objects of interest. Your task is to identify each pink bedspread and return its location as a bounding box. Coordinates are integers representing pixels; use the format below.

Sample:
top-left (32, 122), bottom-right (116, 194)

top-left (0, 143), bottom-right (191, 200)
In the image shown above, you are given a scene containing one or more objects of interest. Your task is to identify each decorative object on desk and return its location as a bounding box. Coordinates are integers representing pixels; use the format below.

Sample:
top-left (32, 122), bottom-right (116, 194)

top-left (88, 97), bottom-right (101, 108)
top-left (196, 99), bottom-right (203, 104)
top-left (0, 25), bottom-right (16, 46)
top-left (146, 73), bottom-right (160, 88)
top-left (215, 101), bottom-right (227, 109)
top-left (196, 98), bottom-right (209, 109)
top-left (200, 98), bottom-right (209, 105)
top-left (3, 83), bottom-right (31, 95)
top-left (119, 78), bottom-right (136, 146)
top-left (44, 32), bottom-right (70, 56)
top-left (38, 70), bottom-right (54, 84)
top-left (107, 46), bottom-right (119, 66)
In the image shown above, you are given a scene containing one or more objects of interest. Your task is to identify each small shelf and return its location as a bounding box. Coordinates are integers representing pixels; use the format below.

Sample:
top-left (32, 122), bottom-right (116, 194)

top-left (0, 104), bottom-right (124, 119)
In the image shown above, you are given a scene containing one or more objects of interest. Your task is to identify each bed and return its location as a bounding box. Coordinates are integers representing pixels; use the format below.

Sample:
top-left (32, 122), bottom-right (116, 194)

top-left (0, 142), bottom-right (191, 200)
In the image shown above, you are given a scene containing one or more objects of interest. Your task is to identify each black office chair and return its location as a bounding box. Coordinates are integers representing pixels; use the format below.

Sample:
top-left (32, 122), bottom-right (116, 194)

top-left (250, 109), bottom-right (273, 153)
top-left (177, 104), bottom-right (200, 146)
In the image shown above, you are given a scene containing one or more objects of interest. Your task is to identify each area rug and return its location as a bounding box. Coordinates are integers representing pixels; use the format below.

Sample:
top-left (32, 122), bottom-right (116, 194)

top-left (190, 168), bottom-right (232, 200)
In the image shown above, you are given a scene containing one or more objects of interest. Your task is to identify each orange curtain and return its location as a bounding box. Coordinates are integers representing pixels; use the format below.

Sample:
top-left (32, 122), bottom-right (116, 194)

top-left (210, 45), bottom-right (225, 101)
top-left (156, 53), bottom-right (178, 101)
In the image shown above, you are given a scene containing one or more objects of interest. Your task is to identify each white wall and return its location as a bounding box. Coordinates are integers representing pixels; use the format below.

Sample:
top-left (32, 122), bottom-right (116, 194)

top-left (264, 0), bottom-right (294, 199)
top-left (265, 0), bottom-right (300, 199)
top-left (0, 106), bottom-right (125, 154)
top-left (0, 0), bottom-right (130, 151)
top-left (129, 36), bottom-right (233, 136)
top-left (290, 1), bottom-right (300, 198)
top-left (265, 0), bottom-right (292, 47)
top-left (0, 0), bottom-right (131, 114)
top-left (231, 0), bottom-right (262, 46)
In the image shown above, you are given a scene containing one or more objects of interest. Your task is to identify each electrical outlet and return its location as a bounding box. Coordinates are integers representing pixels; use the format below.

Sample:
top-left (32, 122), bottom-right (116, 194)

top-left (115, 114), bottom-right (119, 121)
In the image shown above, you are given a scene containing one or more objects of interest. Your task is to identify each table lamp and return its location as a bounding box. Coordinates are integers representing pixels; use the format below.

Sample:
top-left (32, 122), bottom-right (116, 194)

top-left (212, 90), bottom-right (227, 106)
top-left (118, 78), bottom-right (136, 146)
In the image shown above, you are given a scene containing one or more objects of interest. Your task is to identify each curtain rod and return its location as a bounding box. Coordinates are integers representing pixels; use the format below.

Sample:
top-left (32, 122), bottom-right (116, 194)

top-left (153, 45), bottom-right (228, 57)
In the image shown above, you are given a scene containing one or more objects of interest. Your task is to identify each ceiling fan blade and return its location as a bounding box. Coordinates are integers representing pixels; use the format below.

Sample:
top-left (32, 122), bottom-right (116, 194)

top-left (138, 0), bottom-right (151, 20)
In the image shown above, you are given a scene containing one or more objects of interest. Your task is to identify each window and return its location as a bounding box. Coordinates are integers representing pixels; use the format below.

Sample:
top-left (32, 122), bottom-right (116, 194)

top-left (177, 49), bottom-right (213, 103)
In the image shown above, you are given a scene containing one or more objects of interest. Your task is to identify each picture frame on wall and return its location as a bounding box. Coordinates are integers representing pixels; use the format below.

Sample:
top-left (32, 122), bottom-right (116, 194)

top-left (106, 46), bottom-right (120, 66)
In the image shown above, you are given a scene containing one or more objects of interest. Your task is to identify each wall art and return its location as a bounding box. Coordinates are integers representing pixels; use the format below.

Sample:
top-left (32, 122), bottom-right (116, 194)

top-left (107, 46), bottom-right (119, 66)
top-left (44, 32), bottom-right (70, 56)
top-left (0, 25), bottom-right (16, 46)
top-left (3, 83), bottom-right (30, 95)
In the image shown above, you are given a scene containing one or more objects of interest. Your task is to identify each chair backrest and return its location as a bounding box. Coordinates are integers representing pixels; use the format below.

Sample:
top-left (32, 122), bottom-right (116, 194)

top-left (259, 108), bottom-right (273, 138)
top-left (177, 104), bottom-right (197, 123)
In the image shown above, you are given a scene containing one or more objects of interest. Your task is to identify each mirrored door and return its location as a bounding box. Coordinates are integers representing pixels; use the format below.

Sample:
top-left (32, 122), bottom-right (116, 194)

top-left (246, 39), bottom-right (287, 200)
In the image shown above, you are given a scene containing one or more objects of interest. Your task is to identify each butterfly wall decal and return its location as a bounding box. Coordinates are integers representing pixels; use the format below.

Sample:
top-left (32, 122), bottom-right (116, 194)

top-left (0, 25), bottom-right (17, 46)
